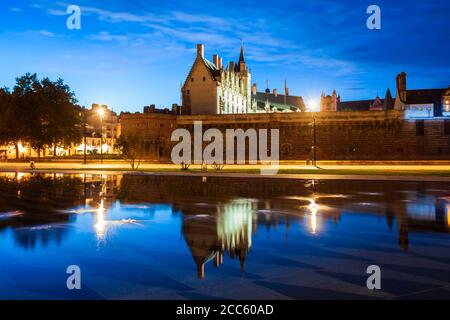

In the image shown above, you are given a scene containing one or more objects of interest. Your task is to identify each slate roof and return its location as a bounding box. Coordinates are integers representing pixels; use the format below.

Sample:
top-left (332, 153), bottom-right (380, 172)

top-left (254, 91), bottom-right (306, 111)
top-left (337, 99), bottom-right (374, 111)
top-left (402, 88), bottom-right (447, 104)
top-left (202, 57), bottom-right (221, 80)
top-left (338, 89), bottom-right (395, 111)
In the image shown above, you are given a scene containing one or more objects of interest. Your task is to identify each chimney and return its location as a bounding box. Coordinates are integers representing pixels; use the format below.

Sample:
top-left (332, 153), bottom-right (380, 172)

top-left (273, 88), bottom-right (277, 96)
top-left (172, 103), bottom-right (179, 115)
top-left (229, 61), bottom-right (235, 71)
top-left (252, 83), bottom-right (257, 95)
top-left (396, 72), bottom-right (407, 101)
top-left (213, 54), bottom-right (219, 68)
top-left (218, 57), bottom-right (223, 69)
top-left (285, 87), bottom-right (289, 96)
top-left (197, 44), bottom-right (204, 58)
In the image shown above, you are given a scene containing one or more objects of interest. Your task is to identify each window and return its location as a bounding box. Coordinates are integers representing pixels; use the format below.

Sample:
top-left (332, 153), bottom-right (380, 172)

top-left (444, 120), bottom-right (450, 135)
top-left (415, 120), bottom-right (425, 136)
top-left (203, 77), bottom-right (206, 82)
top-left (187, 90), bottom-right (190, 95)
top-left (191, 77), bottom-right (194, 82)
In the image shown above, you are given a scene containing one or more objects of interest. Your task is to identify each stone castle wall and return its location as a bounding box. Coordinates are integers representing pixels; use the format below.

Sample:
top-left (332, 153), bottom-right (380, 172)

top-left (120, 111), bottom-right (450, 161)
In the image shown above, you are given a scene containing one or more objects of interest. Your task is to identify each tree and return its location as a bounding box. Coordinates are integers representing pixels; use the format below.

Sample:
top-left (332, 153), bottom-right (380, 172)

top-left (0, 87), bottom-right (12, 145)
top-left (0, 85), bottom-right (25, 159)
top-left (39, 77), bottom-right (82, 155)
top-left (5, 73), bottom-right (82, 158)
top-left (116, 134), bottom-right (145, 170)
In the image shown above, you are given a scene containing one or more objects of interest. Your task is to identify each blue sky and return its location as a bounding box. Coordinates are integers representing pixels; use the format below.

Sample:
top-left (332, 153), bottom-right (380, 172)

top-left (0, 0), bottom-right (449, 112)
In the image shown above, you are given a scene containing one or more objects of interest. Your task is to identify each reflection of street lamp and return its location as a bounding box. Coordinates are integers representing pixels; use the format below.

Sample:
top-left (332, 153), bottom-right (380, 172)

top-left (97, 107), bottom-right (105, 164)
top-left (308, 200), bottom-right (319, 235)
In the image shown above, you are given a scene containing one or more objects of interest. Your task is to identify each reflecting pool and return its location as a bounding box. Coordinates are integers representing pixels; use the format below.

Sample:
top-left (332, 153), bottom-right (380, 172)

top-left (0, 172), bottom-right (449, 299)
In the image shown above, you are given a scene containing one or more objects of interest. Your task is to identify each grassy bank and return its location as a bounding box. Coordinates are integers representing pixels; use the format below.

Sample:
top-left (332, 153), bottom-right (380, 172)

top-left (22, 166), bottom-right (450, 176)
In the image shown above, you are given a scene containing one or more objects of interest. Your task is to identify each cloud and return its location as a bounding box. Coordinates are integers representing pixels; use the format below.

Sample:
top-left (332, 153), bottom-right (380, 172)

top-left (88, 31), bottom-right (129, 42)
top-left (346, 87), bottom-right (366, 91)
top-left (80, 6), bottom-right (165, 24)
top-left (38, 30), bottom-right (55, 37)
top-left (47, 8), bottom-right (67, 16)
top-left (10, 7), bottom-right (22, 12)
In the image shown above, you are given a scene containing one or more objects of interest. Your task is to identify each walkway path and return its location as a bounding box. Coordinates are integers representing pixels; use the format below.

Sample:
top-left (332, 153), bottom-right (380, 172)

top-left (1, 162), bottom-right (450, 182)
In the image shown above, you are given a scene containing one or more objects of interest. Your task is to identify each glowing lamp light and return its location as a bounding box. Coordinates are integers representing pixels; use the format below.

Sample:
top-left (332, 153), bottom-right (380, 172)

top-left (18, 142), bottom-right (27, 154)
top-left (309, 201), bottom-right (319, 234)
top-left (95, 199), bottom-right (107, 240)
top-left (447, 204), bottom-right (450, 227)
top-left (97, 106), bottom-right (105, 119)
top-left (307, 98), bottom-right (320, 112)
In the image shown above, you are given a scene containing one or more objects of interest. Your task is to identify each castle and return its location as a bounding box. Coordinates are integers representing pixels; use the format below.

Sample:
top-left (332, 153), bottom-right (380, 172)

top-left (182, 44), bottom-right (305, 115)
top-left (182, 44), bottom-right (252, 115)
top-left (119, 44), bottom-right (450, 162)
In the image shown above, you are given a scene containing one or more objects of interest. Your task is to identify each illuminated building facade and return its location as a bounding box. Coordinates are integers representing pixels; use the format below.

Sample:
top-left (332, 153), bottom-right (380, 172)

top-left (321, 89), bottom-right (394, 112)
top-left (77, 104), bottom-right (121, 156)
top-left (394, 72), bottom-right (450, 118)
top-left (0, 104), bottom-right (121, 159)
top-left (181, 44), bottom-right (305, 115)
top-left (182, 44), bottom-right (252, 115)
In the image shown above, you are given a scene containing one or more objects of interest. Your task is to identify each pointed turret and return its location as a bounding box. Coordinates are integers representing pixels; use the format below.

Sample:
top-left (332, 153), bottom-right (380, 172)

top-left (383, 88), bottom-right (394, 110)
top-left (239, 45), bottom-right (245, 64)
top-left (237, 44), bottom-right (246, 72)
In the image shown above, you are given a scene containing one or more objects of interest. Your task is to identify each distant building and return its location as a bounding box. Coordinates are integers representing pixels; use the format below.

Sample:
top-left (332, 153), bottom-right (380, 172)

top-left (252, 83), bottom-right (305, 112)
top-left (77, 104), bottom-right (121, 155)
top-left (0, 103), bottom-right (121, 159)
top-left (394, 72), bottom-right (450, 118)
top-left (320, 90), bottom-right (339, 112)
top-left (337, 89), bottom-right (394, 112)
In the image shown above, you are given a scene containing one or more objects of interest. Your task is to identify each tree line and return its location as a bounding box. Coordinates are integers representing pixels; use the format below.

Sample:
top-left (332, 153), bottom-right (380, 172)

top-left (0, 73), bottom-right (82, 158)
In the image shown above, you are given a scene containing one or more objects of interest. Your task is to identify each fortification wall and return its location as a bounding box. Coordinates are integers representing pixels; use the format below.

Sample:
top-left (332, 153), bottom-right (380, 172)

top-left (121, 111), bottom-right (450, 161)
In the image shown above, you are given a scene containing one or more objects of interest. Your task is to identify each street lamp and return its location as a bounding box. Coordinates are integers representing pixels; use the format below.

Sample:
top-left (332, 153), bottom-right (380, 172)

top-left (79, 111), bottom-right (87, 165)
top-left (97, 106), bottom-right (105, 164)
top-left (312, 114), bottom-right (317, 167)
top-left (307, 98), bottom-right (319, 167)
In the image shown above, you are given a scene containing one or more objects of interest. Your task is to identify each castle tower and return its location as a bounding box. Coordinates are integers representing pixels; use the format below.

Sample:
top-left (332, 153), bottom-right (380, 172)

top-left (394, 72), bottom-right (407, 110)
top-left (396, 72), bottom-right (407, 101)
top-left (320, 90), bottom-right (338, 112)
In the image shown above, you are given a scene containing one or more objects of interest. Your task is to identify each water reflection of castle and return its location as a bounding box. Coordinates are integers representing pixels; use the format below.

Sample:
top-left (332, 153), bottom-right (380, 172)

top-left (183, 200), bottom-right (254, 279)
top-left (0, 173), bottom-right (449, 265)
